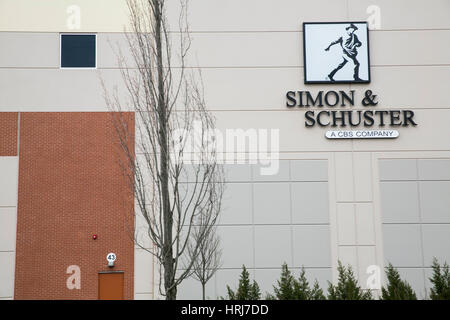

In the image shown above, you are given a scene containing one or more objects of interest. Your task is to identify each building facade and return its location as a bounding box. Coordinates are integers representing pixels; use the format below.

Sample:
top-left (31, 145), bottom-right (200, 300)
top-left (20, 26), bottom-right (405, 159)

top-left (0, 0), bottom-right (450, 299)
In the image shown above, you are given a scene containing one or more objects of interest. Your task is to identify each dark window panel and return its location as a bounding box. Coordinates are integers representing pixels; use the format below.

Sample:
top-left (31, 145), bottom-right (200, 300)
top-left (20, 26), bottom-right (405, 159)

top-left (61, 34), bottom-right (96, 68)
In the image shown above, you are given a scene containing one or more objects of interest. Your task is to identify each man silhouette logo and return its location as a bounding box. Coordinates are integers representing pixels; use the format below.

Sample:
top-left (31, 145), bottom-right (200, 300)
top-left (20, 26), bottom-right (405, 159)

top-left (324, 23), bottom-right (363, 82)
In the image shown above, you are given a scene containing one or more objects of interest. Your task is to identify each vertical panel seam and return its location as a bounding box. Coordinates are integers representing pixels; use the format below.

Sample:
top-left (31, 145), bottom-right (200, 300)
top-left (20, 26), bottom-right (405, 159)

top-left (289, 160), bottom-right (294, 268)
top-left (416, 158), bottom-right (427, 298)
top-left (251, 164), bottom-right (255, 279)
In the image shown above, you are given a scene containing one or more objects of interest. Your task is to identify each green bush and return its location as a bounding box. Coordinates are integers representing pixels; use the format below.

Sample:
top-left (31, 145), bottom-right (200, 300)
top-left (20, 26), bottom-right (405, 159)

top-left (429, 258), bottom-right (450, 300)
top-left (269, 263), bottom-right (325, 300)
top-left (224, 260), bottom-right (450, 300)
top-left (270, 263), bottom-right (296, 300)
top-left (381, 263), bottom-right (417, 300)
top-left (226, 265), bottom-right (261, 300)
top-left (327, 261), bottom-right (372, 300)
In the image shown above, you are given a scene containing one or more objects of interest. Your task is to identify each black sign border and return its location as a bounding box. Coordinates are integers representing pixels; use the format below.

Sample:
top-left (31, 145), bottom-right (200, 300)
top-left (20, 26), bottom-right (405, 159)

top-left (303, 21), bottom-right (371, 84)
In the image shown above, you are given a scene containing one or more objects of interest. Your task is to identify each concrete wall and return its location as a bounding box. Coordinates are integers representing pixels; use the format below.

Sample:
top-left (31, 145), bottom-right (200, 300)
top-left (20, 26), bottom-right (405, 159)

top-left (0, 0), bottom-right (130, 32)
top-left (379, 158), bottom-right (450, 299)
top-left (177, 160), bottom-right (332, 299)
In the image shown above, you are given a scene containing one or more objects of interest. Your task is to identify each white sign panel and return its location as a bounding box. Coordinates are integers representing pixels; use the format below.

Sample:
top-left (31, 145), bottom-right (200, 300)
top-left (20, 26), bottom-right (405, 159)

top-left (106, 253), bottom-right (117, 262)
top-left (303, 22), bottom-right (370, 84)
top-left (325, 130), bottom-right (399, 139)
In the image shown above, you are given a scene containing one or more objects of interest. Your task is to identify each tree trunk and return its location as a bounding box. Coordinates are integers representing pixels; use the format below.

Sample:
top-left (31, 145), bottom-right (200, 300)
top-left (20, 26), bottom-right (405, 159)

top-left (202, 282), bottom-right (206, 300)
top-left (153, 0), bottom-right (175, 300)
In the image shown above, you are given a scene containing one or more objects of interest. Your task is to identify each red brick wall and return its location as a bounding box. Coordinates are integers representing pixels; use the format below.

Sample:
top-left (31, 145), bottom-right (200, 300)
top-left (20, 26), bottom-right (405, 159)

top-left (14, 112), bottom-right (135, 300)
top-left (0, 112), bottom-right (18, 156)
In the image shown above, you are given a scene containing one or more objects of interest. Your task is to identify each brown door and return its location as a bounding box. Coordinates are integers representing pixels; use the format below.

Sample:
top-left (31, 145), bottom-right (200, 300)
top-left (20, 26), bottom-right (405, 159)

top-left (98, 272), bottom-right (124, 300)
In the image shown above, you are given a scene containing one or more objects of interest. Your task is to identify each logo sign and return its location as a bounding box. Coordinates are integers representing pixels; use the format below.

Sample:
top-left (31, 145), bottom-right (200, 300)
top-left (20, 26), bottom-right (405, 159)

top-left (303, 22), bottom-right (370, 84)
top-left (325, 130), bottom-right (399, 139)
top-left (285, 21), bottom-right (417, 139)
top-left (106, 253), bottom-right (116, 263)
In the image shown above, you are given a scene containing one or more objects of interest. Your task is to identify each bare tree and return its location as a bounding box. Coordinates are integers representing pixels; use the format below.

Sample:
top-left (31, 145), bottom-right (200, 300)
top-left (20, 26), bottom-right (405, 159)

top-left (185, 191), bottom-right (223, 300)
top-left (102, 0), bottom-right (224, 300)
